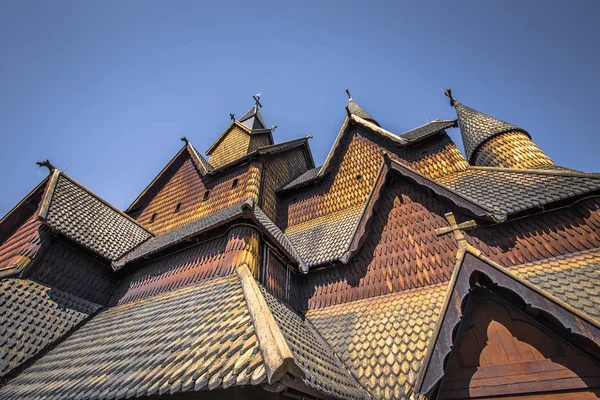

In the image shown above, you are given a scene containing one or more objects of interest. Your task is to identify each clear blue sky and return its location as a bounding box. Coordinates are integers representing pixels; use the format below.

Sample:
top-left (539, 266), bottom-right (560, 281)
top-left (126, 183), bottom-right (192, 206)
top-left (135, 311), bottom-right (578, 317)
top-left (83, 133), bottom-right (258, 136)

top-left (1, 1), bottom-right (599, 217)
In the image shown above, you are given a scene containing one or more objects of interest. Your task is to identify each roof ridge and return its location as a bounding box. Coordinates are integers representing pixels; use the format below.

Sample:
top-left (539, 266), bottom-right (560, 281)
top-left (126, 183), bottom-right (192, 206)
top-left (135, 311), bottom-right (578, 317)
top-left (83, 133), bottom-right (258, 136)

top-left (236, 264), bottom-right (305, 384)
top-left (468, 165), bottom-right (600, 179)
top-left (400, 118), bottom-right (456, 135)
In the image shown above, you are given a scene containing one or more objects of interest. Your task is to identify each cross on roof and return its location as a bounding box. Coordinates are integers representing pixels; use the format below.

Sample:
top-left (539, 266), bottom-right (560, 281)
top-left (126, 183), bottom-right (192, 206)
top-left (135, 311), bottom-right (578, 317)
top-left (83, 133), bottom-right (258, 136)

top-left (435, 212), bottom-right (477, 243)
top-left (230, 113), bottom-right (235, 121)
top-left (253, 93), bottom-right (262, 108)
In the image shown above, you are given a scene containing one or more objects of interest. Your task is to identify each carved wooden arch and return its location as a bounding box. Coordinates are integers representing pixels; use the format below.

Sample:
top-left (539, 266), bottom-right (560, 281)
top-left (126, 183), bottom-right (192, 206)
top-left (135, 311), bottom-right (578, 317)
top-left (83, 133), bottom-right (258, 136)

top-left (415, 248), bottom-right (600, 399)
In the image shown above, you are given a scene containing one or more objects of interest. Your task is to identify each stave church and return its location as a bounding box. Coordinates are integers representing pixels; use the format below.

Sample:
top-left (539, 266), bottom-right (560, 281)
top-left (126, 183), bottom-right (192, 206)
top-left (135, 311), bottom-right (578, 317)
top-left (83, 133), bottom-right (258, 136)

top-left (0, 89), bottom-right (599, 399)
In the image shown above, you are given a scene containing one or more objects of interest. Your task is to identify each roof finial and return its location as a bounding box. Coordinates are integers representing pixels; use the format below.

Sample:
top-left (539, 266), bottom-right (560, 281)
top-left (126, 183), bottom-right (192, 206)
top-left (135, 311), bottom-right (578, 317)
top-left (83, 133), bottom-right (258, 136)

top-left (229, 113), bottom-right (235, 121)
top-left (444, 88), bottom-right (458, 107)
top-left (36, 159), bottom-right (56, 173)
top-left (345, 89), bottom-right (353, 101)
top-left (253, 93), bottom-right (262, 108)
top-left (271, 125), bottom-right (278, 131)
top-left (180, 136), bottom-right (188, 144)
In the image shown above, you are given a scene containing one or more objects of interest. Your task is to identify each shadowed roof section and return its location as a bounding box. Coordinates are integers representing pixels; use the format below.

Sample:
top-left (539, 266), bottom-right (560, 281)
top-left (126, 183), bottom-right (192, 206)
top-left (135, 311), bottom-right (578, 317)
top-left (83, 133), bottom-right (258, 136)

top-left (115, 198), bottom-right (307, 272)
top-left (39, 172), bottom-right (153, 261)
top-left (0, 267), bottom-right (367, 400)
top-left (0, 279), bottom-right (101, 380)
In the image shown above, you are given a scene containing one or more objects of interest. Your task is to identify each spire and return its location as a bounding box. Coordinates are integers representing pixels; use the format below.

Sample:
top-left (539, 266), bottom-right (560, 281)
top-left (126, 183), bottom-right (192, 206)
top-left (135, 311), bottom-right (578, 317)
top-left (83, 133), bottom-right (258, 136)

top-left (345, 89), bottom-right (380, 127)
top-left (445, 88), bottom-right (529, 163)
top-left (238, 94), bottom-right (267, 131)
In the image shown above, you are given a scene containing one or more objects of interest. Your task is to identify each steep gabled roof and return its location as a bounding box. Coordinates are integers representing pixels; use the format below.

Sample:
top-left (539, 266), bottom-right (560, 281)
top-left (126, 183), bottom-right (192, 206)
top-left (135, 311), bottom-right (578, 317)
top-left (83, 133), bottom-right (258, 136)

top-left (126, 141), bottom-right (211, 215)
top-left (0, 266), bottom-right (368, 400)
top-left (415, 244), bottom-right (600, 397)
top-left (39, 171), bottom-right (153, 261)
top-left (279, 115), bottom-right (455, 192)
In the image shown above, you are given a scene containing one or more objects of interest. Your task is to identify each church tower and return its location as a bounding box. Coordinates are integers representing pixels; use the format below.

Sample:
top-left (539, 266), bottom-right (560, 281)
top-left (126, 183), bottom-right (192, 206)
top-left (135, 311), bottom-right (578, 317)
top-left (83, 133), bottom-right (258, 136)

top-left (445, 89), bottom-right (554, 169)
top-left (205, 95), bottom-right (274, 168)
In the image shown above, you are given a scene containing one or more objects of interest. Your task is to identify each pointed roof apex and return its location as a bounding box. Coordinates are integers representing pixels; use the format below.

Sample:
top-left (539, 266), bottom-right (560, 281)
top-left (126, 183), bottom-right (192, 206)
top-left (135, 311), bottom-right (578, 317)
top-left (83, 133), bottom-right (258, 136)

top-left (238, 95), bottom-right (267, 131)
top-left (445, 88), bottom-right (529, 163)
top-left (345, 89), bottom-right (380, 127)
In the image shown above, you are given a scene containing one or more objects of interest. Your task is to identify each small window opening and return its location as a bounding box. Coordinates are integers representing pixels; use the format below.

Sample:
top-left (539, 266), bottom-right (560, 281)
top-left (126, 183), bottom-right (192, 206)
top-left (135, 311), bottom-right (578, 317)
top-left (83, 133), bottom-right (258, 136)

top-left (150, 213), bottom-right (157, 223)
top-left (356, 174), bottom-right (363, 181)
top-left (174, 202), bottom-right (182, 213)
top-left (203, 190), bottom-right (210, 201)
top-left (232, 178), bottom-right (239, 188)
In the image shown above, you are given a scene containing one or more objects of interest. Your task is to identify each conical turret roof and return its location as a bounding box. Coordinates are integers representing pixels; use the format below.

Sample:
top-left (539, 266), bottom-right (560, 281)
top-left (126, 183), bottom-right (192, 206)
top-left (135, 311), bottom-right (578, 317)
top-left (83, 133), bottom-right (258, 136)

top-left (445, 89), bottom-right (529, 163)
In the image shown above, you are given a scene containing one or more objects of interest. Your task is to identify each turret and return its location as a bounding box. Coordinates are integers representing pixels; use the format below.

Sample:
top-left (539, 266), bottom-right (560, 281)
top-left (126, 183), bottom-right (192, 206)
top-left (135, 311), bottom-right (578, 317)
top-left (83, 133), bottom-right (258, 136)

top-left (445, 89), bottom-right (554, 169)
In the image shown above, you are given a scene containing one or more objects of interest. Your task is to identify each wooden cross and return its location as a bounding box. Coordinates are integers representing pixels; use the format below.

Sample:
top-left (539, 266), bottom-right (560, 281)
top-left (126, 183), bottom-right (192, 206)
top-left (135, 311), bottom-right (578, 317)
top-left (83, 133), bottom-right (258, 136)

top-left (435, 212), bottom-right (476, 243)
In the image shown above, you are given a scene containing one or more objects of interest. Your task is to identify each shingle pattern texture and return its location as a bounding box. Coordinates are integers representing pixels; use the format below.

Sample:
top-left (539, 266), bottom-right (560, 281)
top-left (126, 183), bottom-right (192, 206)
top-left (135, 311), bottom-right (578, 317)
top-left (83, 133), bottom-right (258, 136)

top-left (208, 126), bottom-right (255, 168)
top-left (135, 158), bottom-right (260, 234)
top-left (0, 274), bottom-right (266, 399)
top-left (398, 120), bottom-right (456, 143)
top-left (436, 168), bottom-right (600, 216)
top-left (510, 248), bottom-right (600, 321)
top-left (474, 131), bottom-right (554, 169)
top-left (286, 205), bottom-right (363, 267)
top-left (308, 283), bottom-right (449, 400)
top-left (45, 175), bottom-right (152, 261)
top-left (466, 197), bottom-right (600, 269)
top-left (120, 199), bottom-right (304, 269)
top-left (259, 285), bottom-right (368, 399)
top-left (0, 213), bottom-right (44, 274)
top-left (0, 279), bottom-right (101, 379)
top-left (260, 147), bottom-right (310, 221)
top-left (348, 99), bottom-right (379, 126)
top-left (293, 179), bottom-right (459, 309)
top-left (28, 240), bottom-right (118, 306)
top-left (120, 200), bottom-right (245, 265)
top-left (239, 106), bottom-right (266, 130)
top-left (454, 101), bottom-right (526, 162)
top-left (281, 166), bottom-right (321, 190)
top-left (112, 235), bottom-right (229, 305)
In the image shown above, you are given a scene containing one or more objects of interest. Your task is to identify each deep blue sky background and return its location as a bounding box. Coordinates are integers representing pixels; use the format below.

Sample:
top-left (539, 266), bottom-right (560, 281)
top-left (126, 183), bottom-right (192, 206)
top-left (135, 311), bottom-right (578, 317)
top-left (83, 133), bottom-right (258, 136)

top-left (1, 1), bottom-right (599, 217)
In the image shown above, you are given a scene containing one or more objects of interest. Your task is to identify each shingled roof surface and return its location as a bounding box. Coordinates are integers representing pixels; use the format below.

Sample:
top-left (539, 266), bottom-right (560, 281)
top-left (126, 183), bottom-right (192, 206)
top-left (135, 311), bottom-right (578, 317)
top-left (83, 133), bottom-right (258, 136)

top-left (0, 270), bottom-right (367, 400)
top-left (307, 283), bottom-right (449, 400)
top-left (285, 205), bottom-right (364, 267)
top-left (398, 119), bottom-right (457, 143)
top-left (454, 101), bottom-right (527, 162)
top-left (117, 198), bottom-right (306, 270)
top-left (510, 248), bottom-right (600, 321)
top-left (44, 175), bottom-right (153, 261)
top-left (0, 279), bottom-right (101, 379)
top-left (0, 274), bottom-right (264, 399)
top-left (436, 168), bottom-right (600, 216)
top-left (259, 285), bottom-right (368, 399)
